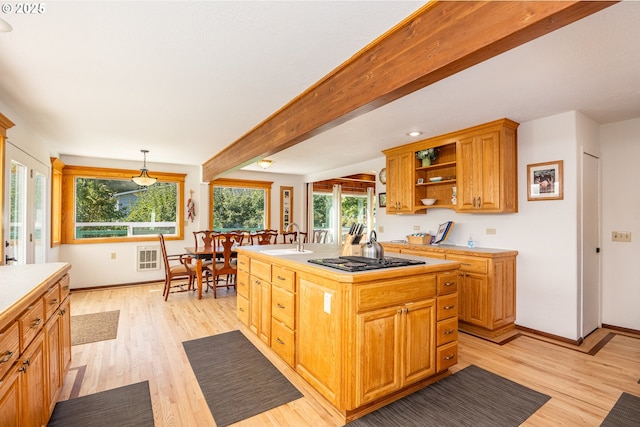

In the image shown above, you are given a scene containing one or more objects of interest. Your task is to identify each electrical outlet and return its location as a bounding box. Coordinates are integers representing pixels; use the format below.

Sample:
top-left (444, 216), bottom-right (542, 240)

top-left (378, 225), bottom-right (384, 233)
top-left (486, 228), bottom-right (496, 235)
top-left (612, 231), bottom-right (632, 242)
top-left (110, 252), bottom-right (117, 260)
top-left (413, 225), bottom-right (421, 231)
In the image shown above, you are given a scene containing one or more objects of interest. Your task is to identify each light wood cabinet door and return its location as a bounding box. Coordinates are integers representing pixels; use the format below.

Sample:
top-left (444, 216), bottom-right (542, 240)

top-left (249, 276), bottom-right (271, 344)
top-left (59, 298), bottom-right (71, 377)
top-left (402, 300), bottom-right (436, 385)
top-left (20, 333), bottom-right (46, 427)
top-left (457, 131), bottom-right (501, 211)
top-left (355, 299), bottom-right (435, 407)
top-left (458, 271), bottom-right (488, 327)
top-left (0, 367), bottom-right (21, 427)
top-left (386, 151), bottom-right (414, 213)
top-left (45, 314), bottom-right (61, 416)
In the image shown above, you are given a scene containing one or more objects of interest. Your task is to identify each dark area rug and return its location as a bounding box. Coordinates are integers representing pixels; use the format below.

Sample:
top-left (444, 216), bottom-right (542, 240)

top-left (71, 310), bottom-right (120, 345)
top-left (183, 329), bottom-right (303, 427)
top-left (600, 392), bottom-right (640, 427)
top-left (347, 365), bottom-right (550, 427)
top-left (48, 381), bottom-right (154, 427)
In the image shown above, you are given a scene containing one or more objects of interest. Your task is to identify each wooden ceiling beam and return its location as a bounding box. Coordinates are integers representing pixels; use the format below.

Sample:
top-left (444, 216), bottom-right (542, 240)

top-left (202, 0), bottom-right (616, 181)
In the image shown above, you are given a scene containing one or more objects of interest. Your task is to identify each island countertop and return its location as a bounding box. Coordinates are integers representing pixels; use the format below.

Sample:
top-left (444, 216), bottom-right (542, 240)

top-left (236, 243), bottom-right (460, 284)
top-left (0, 262), bottom-right (71, 327)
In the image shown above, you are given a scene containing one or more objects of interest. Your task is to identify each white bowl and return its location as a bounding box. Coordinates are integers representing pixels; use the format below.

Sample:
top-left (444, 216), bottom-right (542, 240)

top-left (421, 198), bottom-right (436, 206)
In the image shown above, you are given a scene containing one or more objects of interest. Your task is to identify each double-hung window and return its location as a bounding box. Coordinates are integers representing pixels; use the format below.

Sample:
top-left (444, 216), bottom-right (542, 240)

top-left (60, 165), bottom-right (186, 243)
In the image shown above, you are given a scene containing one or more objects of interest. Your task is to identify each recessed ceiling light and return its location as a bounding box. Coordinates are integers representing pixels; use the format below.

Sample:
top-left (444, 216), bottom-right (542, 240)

top-left (407, 131), bottom-right (422, 137)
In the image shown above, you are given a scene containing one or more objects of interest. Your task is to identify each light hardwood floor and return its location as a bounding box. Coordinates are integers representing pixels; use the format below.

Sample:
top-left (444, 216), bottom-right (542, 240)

top-left (61, 282), bottom-right (640, 427)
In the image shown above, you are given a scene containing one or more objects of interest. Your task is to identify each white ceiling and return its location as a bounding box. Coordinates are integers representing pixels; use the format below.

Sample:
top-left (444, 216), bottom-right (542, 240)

top-left (0, 1), bottom-right (638, 177)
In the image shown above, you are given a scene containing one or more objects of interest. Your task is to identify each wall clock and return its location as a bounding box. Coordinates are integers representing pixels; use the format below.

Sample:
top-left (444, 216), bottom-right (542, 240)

top-left (378, 168), bottom-right (387, 184)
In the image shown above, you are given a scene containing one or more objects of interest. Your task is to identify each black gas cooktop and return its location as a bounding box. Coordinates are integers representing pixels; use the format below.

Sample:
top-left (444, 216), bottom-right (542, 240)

top-left (308, 256), bottom-right (425, 272)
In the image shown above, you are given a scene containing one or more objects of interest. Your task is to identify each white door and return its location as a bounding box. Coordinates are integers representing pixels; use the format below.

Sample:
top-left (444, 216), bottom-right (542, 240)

top-left (581, 152), bottom-right (600, 337)
top-left (3, 142), bottom-right (48, 264)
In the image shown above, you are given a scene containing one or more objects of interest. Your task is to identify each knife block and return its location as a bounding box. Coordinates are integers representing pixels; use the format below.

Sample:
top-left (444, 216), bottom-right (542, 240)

top-left (341, 234), bottom-right (363, 256)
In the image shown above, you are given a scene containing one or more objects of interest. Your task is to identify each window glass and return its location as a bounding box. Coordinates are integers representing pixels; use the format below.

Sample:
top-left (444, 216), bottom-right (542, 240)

top-left (210, 179), bottom-right (272, 232)
top-left (74, 178), bottom-right (178, 239)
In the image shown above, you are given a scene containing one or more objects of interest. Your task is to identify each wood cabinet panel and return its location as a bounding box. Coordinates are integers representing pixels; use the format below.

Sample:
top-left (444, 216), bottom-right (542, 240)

top-left (271, 285), bottom-right (295, 328)
top-left (236, 295), bottom-right (249, 327)
top-left (18, 299), bottom-right (44, 353)
top-left (383, 118), bottom-right (518, 214)
top-left (436, 293), bottom-right (458, 321)
top-left (20, 332), bottom-right (46, 427)
top-left (272, 265), bottom-right (295, 292)
top-left (436, 317), bottom-right (458, 346)
top-left (0, 323), bottom-right (19, 380)
top-left (0, 366), bottom-right (21, 427)
top-left (436, 341), bottom-right (458, 372)
top-left (355, 276), bottom-right (435, 312)
top-left (271, 321), bottom-right (294, 368)
top-left (236, 270), bottom-right (249, 299)
top-left (250, 258), bottom-right (271, 282)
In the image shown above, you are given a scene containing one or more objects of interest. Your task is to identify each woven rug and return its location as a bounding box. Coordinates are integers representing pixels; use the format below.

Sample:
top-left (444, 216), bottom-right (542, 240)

top-left (347, 365), bottom-right (550, 427)
top-left (47, 381), bottom-right (154, 427)
top-left (71, 310), bottom-right (120, 345)
top-left (183, 330), bottom-right (303, 427)
top-left (600, 392), bottom-right (640, 427)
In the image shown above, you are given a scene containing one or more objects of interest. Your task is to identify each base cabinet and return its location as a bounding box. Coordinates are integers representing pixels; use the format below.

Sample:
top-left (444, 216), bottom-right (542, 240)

top-left (0, 266), bottom-right (71, 427)
top-left (356, 299), bottom-right (436, 407)
top-left (383, 243), bottom-right (517, 340)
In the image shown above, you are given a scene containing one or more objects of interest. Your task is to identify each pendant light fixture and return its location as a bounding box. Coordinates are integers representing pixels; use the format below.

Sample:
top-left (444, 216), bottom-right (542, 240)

top-left (132, 149), bottom-right (157, 186)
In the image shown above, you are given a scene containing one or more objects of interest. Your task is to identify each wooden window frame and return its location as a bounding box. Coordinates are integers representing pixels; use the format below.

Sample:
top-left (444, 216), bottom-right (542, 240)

top-left (209, 178), bottom-right (272, 230)
top-left (61, 165), bottom-right (186, 244)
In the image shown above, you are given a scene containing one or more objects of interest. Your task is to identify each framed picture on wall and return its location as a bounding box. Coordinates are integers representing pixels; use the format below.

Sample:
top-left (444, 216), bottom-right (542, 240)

top-left (378, 193), bottom-right (387, 208)
top-left (280, 186), bottom-right (293, 231)
top-left (527, 160), bottom-right (563, 201)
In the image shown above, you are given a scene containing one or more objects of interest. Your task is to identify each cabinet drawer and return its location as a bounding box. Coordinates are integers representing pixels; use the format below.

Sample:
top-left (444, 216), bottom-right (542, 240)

top-left (272, 265), bottom-right (295, 293)
top-left (59, 274), bottom-right (71, 301)
top-left (445, 254), bottom-right (487, 274)
top-left (237, 270), bottom-right (250, 299)
top-left (437, 317), bottom-right (458, 346)
top-left (250, 258), bottom-right (271, 282)
top-left (271, 320), bottom-right (295, 368)
top-left (400, 249), bottom-right (446, 259)
top-left (437, 272), bottom-right (458, 295)
top-left (437, 293), bottom-right (458, 321)
top-left (436, 341), bottom-right (458, 372)
top-left (19, 298), bottom-right (44, 352)
top-left (44, 284), bottom-right (61, 321)
top-left (0, 322), bottom-right (19, 380)
top-left (356, 275), bottom-right (436, 312)
top-left (237, 254), bottom-right (250, 272)
top-left (271, 286), bottom-right (295, 328)
top-left (236, 295), bottom-right (250, 327)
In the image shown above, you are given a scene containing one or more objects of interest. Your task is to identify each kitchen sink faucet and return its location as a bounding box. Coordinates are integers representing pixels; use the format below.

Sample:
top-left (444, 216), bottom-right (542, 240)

top-left (287, 223), bottom-right (304, 252)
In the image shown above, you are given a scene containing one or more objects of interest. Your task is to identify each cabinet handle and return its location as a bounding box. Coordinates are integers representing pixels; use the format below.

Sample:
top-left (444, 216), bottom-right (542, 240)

top-left (50, 298), bottom-right (59, 305)
top-left (18, 365), bottom-right (27, 372)
top-left (472, 197), bottom-right (476, 208)
top-left (443, 329), bottom-right (455, 335)
top-left (461, 263), bottom-right (472, 266)
top-left (477, 196), bottom-right (481, 207)
top-left (277, 303), bottom-right (286, 309)
top-left (277, 275), bottom-right (286, 281)
top-left (0, 351), bottom-right (13, 364)
top-left (276, 337), bottom-right (285, 345)
top-left (404, 307), bottom-right (409, 313)
top-left (444, 354), bottom-right (455, 360)
top-left (397, 309), bottom-right (403, 314)
top-left (443, 305), bottom-right (455, 310)
top-left (443, 281), bottom-right (454, 287)
top-left (63, 285), bottom-right (70, 290)
top-left (238, 307), bottom-right (245, 312)
top-left (23, 358), bottom-right (30, 367)
top-left (30, 318), bottom-right (42, 328)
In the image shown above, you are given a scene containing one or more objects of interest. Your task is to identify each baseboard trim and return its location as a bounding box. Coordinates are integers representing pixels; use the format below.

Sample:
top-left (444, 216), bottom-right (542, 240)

top-left (71, 280), bottom-right (164, 292)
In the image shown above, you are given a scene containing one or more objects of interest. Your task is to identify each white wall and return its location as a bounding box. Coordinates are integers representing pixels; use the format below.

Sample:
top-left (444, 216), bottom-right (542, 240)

top-left (601, 117), bottom-right (640, 331)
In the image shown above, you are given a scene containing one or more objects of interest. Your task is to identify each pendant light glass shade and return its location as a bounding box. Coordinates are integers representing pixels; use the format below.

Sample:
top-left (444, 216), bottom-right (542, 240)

top-left (132, 150), bottom-right (157, 186)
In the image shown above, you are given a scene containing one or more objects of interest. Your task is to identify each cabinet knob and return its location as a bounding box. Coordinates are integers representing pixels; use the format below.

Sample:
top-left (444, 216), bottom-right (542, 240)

top-left (444, 354), bottom-right (455, 360)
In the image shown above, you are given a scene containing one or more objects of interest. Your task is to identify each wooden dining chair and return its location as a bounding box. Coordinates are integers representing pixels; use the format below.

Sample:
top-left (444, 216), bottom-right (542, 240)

top-left (280, 231), bottom-right (298, 244)
top-left (159, 234), bottom-right (195, 301)
top-left (250, 230), bottom-right (278, 245)
top-left (313, 229), bottom-right (328, 244)
top-left (205, 232), bottom-right (244, 298)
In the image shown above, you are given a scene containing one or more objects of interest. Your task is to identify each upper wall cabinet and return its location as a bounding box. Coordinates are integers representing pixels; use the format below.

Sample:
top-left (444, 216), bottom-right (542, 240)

top-left (382, 118), bottom-right (519, 214)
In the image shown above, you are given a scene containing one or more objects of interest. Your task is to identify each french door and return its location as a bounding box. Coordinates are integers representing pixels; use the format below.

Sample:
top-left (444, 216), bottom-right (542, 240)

top-left (3, 142), bottom-right (48, 264)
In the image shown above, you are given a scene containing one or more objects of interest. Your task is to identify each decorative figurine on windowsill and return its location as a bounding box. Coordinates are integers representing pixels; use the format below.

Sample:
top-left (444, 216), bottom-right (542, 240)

top-left (416, 148), bottom-right (438, 167)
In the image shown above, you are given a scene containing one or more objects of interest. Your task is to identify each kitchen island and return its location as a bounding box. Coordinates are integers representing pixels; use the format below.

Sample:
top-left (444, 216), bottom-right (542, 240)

top-left (236, 244), bottom-right (460, 422)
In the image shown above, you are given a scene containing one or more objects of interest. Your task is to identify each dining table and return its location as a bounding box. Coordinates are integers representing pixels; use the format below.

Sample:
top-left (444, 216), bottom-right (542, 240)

top-left (184, 245), bottom-right (238, 299)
